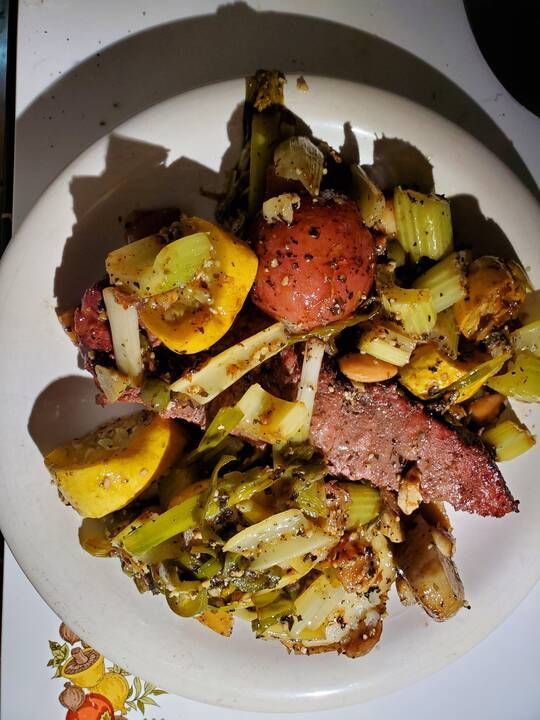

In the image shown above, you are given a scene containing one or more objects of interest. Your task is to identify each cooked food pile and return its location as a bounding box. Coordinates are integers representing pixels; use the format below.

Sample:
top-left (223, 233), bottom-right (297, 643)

top-left (46, 70), bottom-right (539, 656)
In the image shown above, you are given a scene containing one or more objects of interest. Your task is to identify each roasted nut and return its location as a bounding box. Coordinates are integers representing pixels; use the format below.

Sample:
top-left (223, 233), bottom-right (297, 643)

top-left (469, 392), bottom-right (505, 424)
top-left (339, 353), bottom-right (398, 383)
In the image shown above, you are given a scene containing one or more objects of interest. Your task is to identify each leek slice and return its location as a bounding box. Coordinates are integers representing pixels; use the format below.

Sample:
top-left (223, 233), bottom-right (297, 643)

top-left (483, 420), bottom-right (536, 461)
top-left (295, 338), bottom-right (326, 441)
top-left (170, 322), bottom-right (288, 403)
top-left (249, 111), bottom-right (281, 216)
top-left (487, 351), bottom-right (540, 402)
top-left (511, 320), bottom-right (540, 357)
top-left (147, 232), bottom-right (213, 296)
top-left (430, 307), bottom-right (459, 359)
top-left (350, 165), bottom-right (385, 227)
top-left (250, 528), bottom-right (334, 571)
top-left (359, 323), bottom-right (416, 367)
top-left (274, 136), bottom-right (324, 197)
top-left (223, 509), bottom-right (309, 555)
top-left (381, 286), bottom-right (437, 337)
top-left (106, 235), bottom-right (164, 295)
top-left (235, 383), bottom-right (308, 444)
top-left (413, 251), bottom-right (470, 313)
top-left (394, 187), bottom-right (453, 263)
top-left (446, 351), bottom-right (512, 403)
top-left (189, 406), bottom-right (244, 458)
top-left (102, 288), bottom-right (142, 381)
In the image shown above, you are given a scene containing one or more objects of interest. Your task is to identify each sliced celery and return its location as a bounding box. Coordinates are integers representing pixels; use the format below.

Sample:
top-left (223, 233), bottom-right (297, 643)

top-left (341, 483), bottom-right (381, 528)
top-left (147, 232), bottom-right (213, 296)
top-left (122, 494), bottom-right (201, 556)
top-left (487, 351), bottom-right (540, 402)
top-left (511, 320), bottom-right (540, 357)
top-left (381, 285), bottom-right (437, 337)
top-left (170, 322), bottom-right (289, 403)
top-left (359, 323), bottom-right (416, 367)
top-left (350, 165), bottom-right (385, 227)
top-left (394, 187), bottom-right (453, 263)
top-left (236, 383), bottom-right (308, 444)
top-left (483, 420), bottom-right (536, 461)
top-left (274, 136), bottom-right (324, 197)
top-left (430, 307), bottom-right (459, 359)
top-left (413, 251), bottom-right (470, 313)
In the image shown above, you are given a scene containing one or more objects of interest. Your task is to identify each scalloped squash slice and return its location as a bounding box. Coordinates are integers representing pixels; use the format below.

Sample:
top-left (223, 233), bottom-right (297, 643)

top-left (44, 411), bottom-right (187, 518)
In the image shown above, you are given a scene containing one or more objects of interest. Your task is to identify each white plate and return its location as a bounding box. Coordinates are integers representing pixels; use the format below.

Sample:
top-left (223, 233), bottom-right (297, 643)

top-left (0, 78), bottom-right (539, 712)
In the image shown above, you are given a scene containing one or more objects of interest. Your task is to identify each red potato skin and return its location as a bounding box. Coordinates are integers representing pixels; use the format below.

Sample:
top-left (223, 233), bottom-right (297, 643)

top-left (250, 196), bottom-right (375, 330)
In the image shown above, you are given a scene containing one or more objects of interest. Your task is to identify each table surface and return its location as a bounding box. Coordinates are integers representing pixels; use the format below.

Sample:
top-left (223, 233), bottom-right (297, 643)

top-left (2, 1), bottom-right (540, 718)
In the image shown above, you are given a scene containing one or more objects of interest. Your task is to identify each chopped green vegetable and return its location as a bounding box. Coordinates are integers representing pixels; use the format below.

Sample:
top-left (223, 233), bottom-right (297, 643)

top-left (359, 323), bottom-right (416, 367)
top-left (446, 351), bottom-right (512, 403)
top-left (166, 586), bottom-right (208, 617)
top-left (148, 232), bottom-right (213, 296)
top-left (140, 378), bottom-right (171, 412)
top-left (431, 307), bottom-right (459, 359)
top-left (274, 136), bottom-right (324, 197)
top-left (94, 365), bottom-right (130, 403)
top-left (511, 320), bottom-right (540, 357)
top-left (381, 286), bottom-right (437, 337)
top-left (483, 419), bottom-right (536, 461)
top-left (202, 455), bottom-right (236, 521)
top-left (236, 383), bottom-right (308, 444)
top-left (394, 187), bottom-right (453, 263)
top-left (295, 338), bottom-right (326, 442)
top-left (350, 165), bottom-right (385, 228)
top-left (249, 111), bottom-right (281, 217)
top-left (387, 239), bottom-right (406, 267)
top-left (487, 351), bottom-right (540, 402)
top-left (341, 483), bottom-right (381, 528)
top-left (106, 235), bottom-right (165, 295)
top-left (227, 467), bottom-right (276, 506)
top-left (189, 406), bottom-right (244, 459)
top-left (413, 251), bottom-right (470, 313)
top-left (252, 596), bottom-right (295, 636)
top-left (102, 287), bottom-right (143, 381)
top-left (223, 509), bottom-right (309, 556)
top-left (122, 494), bottom-right (201, 557)
top-left (294, 477), bottom-right (328, 519)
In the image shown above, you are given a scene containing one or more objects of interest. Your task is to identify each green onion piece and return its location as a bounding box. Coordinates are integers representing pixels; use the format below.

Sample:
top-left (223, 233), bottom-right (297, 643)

top-left (249, 111), bottom-right (281, 217)
top-left (106, 235), bottom-right (165, 295)
top-left (430, 307), bottom-right (459, 359)
top-left (413, 251), bottom-right (470, 313)
top-left (227, 467), bottom-right (276, 506)
top-left (341, 483), bottom-right (381, 528)
top-left (483, 420), bottom-right (536, 461)
top-left (140, 378), bottom-right (171, 412)
top-left (394, 187), bottom-right (453, 263)
top-left (446, 352), bottom-right (512, 403)
top-left (487, 351), bottom-right (540, 402)
top-left (511, 320), bottom-right (540, 357)
top-left (189, 406), bottom-right (244, 459)
top-left (381, 286), bottom-right (437, 337)
top-left (350, 165), bottom-right (385, 228)
top-left (274, 136), bottom-right (324, 197)
top-left (147, 232), bottom-right (212, 296)
top-left (359, 322), bottom-right (416, 367)
top-left (122, 494), bottom-right (201, 556)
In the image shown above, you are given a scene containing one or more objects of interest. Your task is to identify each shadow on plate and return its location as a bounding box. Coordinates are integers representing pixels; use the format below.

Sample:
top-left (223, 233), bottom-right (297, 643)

top-left (15, 2), bottom-right (538, 230)
top-left (28, 375), bottom-right (139, 455)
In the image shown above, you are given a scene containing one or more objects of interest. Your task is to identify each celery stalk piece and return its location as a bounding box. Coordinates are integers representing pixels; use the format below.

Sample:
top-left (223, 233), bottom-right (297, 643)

top-left (413, 251), bottom-right (470, 313)
top-left (147, 232), bottom-right (213, 296)
top-left (295, 338), bottom-right (326, 442)
top-left (274, 136), bottom-right (324, 197)
top-left (511, 320), bottom-right (540, 357)
top-left (359, 323), bottom-right (416, 367)
top-left (341, 483), bottom-right (381, 528)
top-left (248, 111), bottom-right (281, 217)
top-left (122, 494), bottom-right (201, 557)
top-left (170, 322), bottom-right (289, 403)
top-left (430, 307), bottom-right (459, 359)
top-left (235, 383), bottom-right (308, 444)
top-left (394, 187), bottom-right (453, 263)
top-left (381, 285), bottom-right (437, 337)
top-left (483, 420), bottom-right (536, 461)
top-left (102, 287), bottom-right (143, 382)
top-left (350, 165), bottom-right (385, 228)
top-left (487, 351), bottom-right (540, 402)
